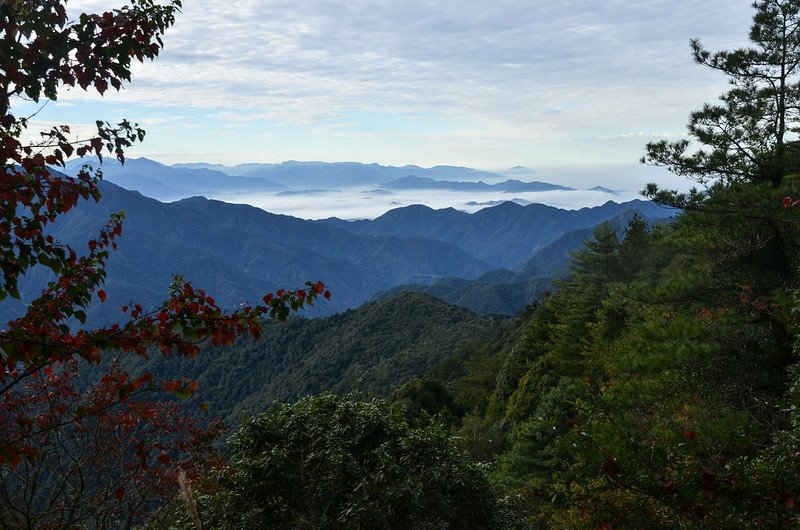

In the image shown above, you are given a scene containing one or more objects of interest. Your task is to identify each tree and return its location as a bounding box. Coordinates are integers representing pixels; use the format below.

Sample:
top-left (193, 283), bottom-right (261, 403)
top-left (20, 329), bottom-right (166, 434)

top-left (643, 0), bottom-right (800, 189)
top-left (0, 0), bottom-right (328, 472)
top-left (161, 394), bottom-right (507, 530)
top-left (0, 360), bottom-right (224, 529)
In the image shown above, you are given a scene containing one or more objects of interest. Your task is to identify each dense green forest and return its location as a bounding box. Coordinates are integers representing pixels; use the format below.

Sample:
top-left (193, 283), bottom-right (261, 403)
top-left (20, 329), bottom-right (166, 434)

top-left (444, 189), bottom-right (800, 526)
top-left (7, 1), bottom-right (800, 528)
top-left (155, 2), bottom-right (800, 527)
top-left (156, 180), bottom-right (800, 528)
top-left (126, 291), bottom-right (509, 425)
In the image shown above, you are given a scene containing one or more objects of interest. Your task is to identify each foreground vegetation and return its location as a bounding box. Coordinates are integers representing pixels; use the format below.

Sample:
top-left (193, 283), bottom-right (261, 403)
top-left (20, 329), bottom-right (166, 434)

top-left (153, 179), bottom-right (800, 527)
top-left (5, 0), bottom-right (800, 528)
top-left (155, 1), bottom-right (800, 525)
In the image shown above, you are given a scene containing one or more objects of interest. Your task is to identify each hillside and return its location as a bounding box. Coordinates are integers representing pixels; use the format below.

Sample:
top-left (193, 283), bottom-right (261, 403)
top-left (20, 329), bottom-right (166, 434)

top-left (0, 181), bottom-right (494, 325)
top-left (126, 291), bottom-right (508, 424)
top-left (319, 200), bottom-right (675, 269)
top-left (374, 210), bottom-right (669, 315)
top-left (398, 181), bottom-right (800, 527)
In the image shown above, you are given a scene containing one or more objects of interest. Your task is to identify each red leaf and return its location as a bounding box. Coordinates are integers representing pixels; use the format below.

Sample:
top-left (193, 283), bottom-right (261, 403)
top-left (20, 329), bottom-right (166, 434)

top-left (784, 495), bottom-right (795, 509)
top-left (162, 380), bottom-right (180, 392)
top-left (114, 487), bottom-right (125, 501)
top-left (602, 455), bottom-right (619, 478)
top-left (156, 453), bottom-right (172, 465)
top-left (97, 290), bottom-right (107, 303)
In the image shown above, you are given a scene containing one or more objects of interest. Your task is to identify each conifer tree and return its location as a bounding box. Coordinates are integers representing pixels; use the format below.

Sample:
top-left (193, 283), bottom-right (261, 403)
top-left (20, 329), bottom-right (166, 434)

top-left (643, 0), bottom-right (800, 189)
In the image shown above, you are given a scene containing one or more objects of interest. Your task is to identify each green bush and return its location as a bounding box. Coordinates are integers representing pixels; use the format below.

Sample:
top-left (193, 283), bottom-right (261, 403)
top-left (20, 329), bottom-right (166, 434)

top-left (167, 394), bottom-right (508, 529)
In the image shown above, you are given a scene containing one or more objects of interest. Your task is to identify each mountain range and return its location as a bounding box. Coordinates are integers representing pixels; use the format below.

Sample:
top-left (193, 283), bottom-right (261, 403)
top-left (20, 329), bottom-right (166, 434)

top-left (62, 159), bottom-right (625, 211)
top-left (317, 199), bottom-right (672, 269)
top-left (64, 157), bottom-right (286, 201)
top-left (63, 159), bottom-right (520, 201)
top-left (375, 208), bottom-right (663, 314)
top-left (380, 175), bottom-right (573, 192)
top-left (0, 176), bottom-right (674, 325)
top-left (7, 158), bottom-right (677, 323)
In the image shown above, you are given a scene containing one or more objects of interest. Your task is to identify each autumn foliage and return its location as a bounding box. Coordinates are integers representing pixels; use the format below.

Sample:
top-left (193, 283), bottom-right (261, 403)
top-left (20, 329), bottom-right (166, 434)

top-left (0, 0), bottom-right (329, 522)
top-left (0, 359), bottom-right (225, 528)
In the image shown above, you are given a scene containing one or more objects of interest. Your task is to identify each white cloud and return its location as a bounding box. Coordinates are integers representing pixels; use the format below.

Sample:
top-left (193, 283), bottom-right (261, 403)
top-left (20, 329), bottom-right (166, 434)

top-left (61, 0), bottom-right (756, 168)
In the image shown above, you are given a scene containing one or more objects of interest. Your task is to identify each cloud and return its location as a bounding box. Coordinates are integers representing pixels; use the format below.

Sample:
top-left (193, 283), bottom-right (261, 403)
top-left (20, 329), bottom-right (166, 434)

top-left (593, 132), bottom-right (681, 140)
top-left (60, 1), bottom-right (756, 168)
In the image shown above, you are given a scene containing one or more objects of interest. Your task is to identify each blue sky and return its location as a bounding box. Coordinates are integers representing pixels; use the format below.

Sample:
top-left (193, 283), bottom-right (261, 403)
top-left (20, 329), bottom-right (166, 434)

top-left (14, 1), bottom-right (755, 181)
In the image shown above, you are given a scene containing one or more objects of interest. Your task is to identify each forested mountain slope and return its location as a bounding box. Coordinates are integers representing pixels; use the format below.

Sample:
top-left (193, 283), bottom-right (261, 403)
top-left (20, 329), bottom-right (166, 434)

top-left (0, 182), bottom-right (494, 324)
top-left (125, 291), bottom-right (508, 425)
top-left (400, 181), bottom-right (800, 527)
top-left (319, 199), bottom-right (674, 268)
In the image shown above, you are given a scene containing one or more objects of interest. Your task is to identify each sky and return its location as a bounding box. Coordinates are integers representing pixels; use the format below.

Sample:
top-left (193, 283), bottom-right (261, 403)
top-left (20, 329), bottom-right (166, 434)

top-left (15, 1), bottom-right (757, 189)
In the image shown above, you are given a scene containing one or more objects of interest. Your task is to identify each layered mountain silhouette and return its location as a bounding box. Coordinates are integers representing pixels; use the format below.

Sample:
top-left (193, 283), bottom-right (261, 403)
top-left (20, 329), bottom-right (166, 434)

top-left (175, 161), bottom-right (507, 188)
top-left (64, 158), bottom-right (589, 204)
top-left (376, 208), bottom-right (668, 315)
top-left (0, 182), bottom-right (492, 325)
top-left (1, 176), bottom-right (674, 326)
top-left (63, 157), bottom-right (285, 201)
top-left (317, 199), bottom-right (673, 269)
top-left (381, 175), bottom-right (573, 192)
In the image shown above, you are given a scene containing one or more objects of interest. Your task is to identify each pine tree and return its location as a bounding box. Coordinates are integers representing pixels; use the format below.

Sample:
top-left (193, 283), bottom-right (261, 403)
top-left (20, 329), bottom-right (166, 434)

top-left (643, 0), bottom-right (800, 188)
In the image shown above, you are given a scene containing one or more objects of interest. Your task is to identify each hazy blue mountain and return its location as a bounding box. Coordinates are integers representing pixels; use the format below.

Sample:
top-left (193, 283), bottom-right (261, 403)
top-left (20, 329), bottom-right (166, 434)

top-left (66, 159), bottom-right (587, 212)
top-left (243, 161), bottom-right (512, 188)
top-left (464, 198), bottom-right (532, 207)
top-left (319, 200), bottom-right (675, 269)
top-left (173, 161), bottom-right (508, 188)
top-left (375, 209), bottom-right (673, 315)
top-left (0, 182), bottom-right (493, 326)
top-left (381, 175), bottom-right (573, 192)
top-left (588, 185), bottom-right (623, 194)
top-left (62, 157), bottom-right (285, 201)
top-left (376, 277), bottom-right (552, 316)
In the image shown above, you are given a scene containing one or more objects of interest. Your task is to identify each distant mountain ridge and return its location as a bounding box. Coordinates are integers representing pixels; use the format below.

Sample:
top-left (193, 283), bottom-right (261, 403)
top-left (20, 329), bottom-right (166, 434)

top-left (63, 158), bottom-right (587, 206)
top-left (174, 160), bottom-right (507, 184)
top-left (380, 175), bottom-right (573, 192)
top-left (1, 175), bottom-right (673, 326)
top-left (0, 181), bottom-right (493, 325)
top-left (375, 208), bottom-right (667, 315)
top-left (63, 157), bottom-right (284, 201)
top-left (318, 199), bottom-right (674, 269)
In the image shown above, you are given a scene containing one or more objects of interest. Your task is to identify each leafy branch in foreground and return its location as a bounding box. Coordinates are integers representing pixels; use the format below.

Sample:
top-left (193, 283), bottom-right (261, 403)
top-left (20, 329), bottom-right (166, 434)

top-left (0, 0), bottom-right (331, 506)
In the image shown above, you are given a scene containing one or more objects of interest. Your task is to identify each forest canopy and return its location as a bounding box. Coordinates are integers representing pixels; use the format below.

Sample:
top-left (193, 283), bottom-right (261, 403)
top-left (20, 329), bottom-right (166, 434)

top-left (5, 0), bottom-right (800, 529)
